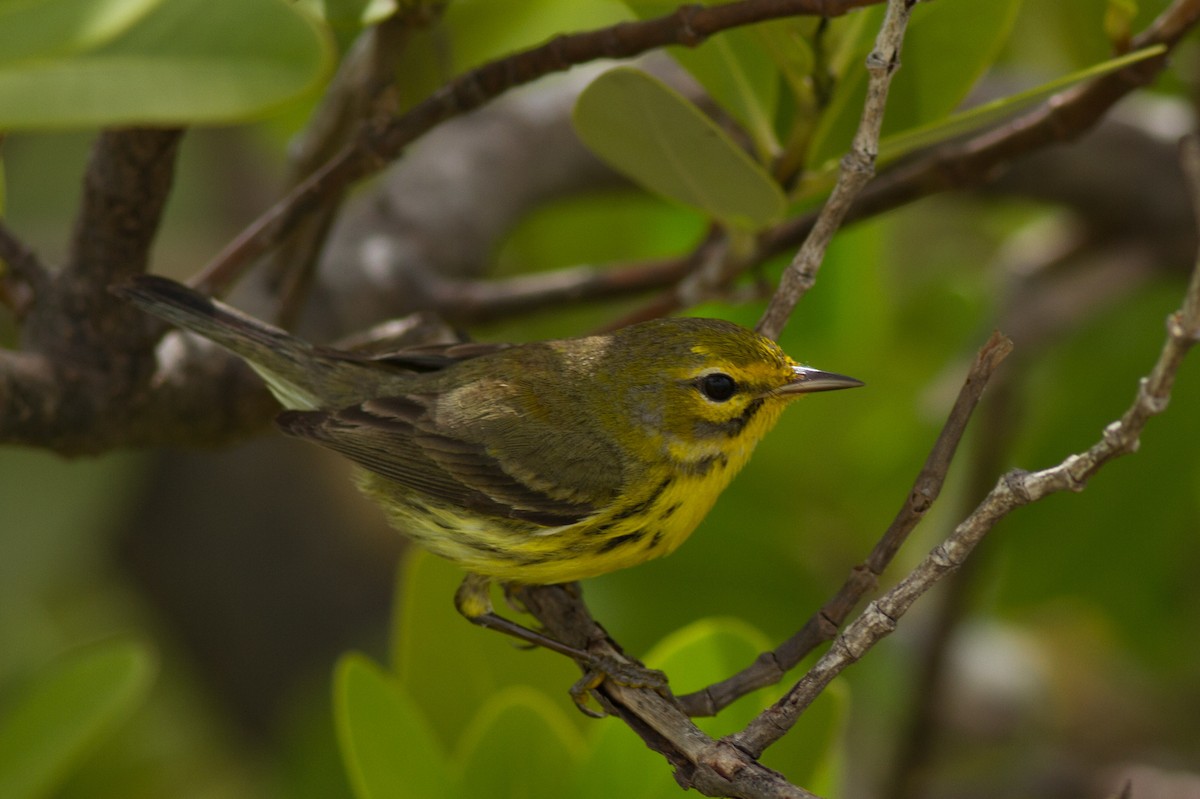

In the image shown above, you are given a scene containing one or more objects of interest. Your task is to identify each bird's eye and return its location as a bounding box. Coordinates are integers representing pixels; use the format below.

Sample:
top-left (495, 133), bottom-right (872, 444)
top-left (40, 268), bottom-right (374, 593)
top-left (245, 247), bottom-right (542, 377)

top-left (698, 372), bottom-right (737, 402)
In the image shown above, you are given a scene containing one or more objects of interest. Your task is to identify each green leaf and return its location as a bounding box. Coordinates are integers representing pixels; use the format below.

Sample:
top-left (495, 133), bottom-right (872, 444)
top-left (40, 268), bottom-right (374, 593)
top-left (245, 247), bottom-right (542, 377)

top-left (1104, 0), bottom-right (1138, 47)
top-left (391, 0), bottom-right (627, 114)
top-left (573, 67), bottom-right (785, 230)
top-left (807, 0), bottom-right (1023, 169)
top-left (622, 0), bottom-right (780, 158)
top-left (455, 687), bottom-right (584, 799)
top-left (0, 639), bottom-right (155, 799)
top-left (389, 552), bottom-right (581, 749)
top-left (298, 0), bottom-right (398, 30)
top-left (0, 0), bottom-right (334, 129)
top-left (333, 653), bottom-right (454, 799)
top-left (0, 0), bottom-right (159, 65)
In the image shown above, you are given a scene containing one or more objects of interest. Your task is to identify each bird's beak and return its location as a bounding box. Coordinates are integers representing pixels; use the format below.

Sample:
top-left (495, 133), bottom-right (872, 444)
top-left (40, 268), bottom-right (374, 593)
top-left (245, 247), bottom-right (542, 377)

top-left (777, 365), bottom-right (865, 395)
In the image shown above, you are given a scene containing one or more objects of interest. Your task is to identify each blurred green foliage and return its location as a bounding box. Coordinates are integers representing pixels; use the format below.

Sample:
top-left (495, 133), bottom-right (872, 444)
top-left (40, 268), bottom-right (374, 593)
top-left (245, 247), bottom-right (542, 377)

top-left (2, 0), bottom-right (1199, 797)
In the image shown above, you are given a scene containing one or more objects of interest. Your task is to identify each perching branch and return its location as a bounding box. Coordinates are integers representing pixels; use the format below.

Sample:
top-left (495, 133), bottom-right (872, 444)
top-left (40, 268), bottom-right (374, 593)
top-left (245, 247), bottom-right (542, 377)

top-left (266, 11), bottom-right (420, 329)
top-left (678, 330), bottom-right (1013, 717)
top-left (518, 583), bottom-right (823, 799)
top-left (536, 133), bottom-right (1200, 794)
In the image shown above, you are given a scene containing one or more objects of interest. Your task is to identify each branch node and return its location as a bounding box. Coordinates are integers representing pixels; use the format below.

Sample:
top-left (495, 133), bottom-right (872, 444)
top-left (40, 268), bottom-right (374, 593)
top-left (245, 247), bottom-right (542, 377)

top-left (1060, 454), bottom-right (1091, 492)
top-left (816, 610), bottom-right (842, 638)
top-left (1002, 468), bottom-right (1034, 503)
top-left (928, 542), bottom-right (958, 570)
top-left (675, 4), bottom-right (706, 47)
top-left (1135, 376), bottom-right (1169, 415)
top-left (909, 483), bottom-right (935, 514)
top-left (1102, 419), bottom-right (1138, 453)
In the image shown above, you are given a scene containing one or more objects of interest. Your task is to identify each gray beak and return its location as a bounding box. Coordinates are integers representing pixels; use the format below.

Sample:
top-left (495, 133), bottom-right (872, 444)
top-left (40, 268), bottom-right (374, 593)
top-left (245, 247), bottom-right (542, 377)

top-left (778, 365), bottom-right (865, 395)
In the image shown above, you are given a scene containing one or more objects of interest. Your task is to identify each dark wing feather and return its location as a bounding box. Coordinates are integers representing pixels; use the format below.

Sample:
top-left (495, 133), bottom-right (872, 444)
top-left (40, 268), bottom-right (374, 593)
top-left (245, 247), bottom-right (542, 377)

top-left (365, 342), bottom-right (515, 372)
top-left (276, 399), bottom-right (596, 527)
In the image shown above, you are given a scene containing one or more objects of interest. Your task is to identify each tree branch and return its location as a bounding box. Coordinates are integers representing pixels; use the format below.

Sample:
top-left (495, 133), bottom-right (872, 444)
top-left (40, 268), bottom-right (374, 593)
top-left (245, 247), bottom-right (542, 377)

top-left (756, 0), bottom-right (915, 340)
top-left (190, 0), bottom-right (887, 296)
top-left (678, 330), bottom-right (1013, 717)
top-left (518, 583), bottom-right (822, 799)
top-left (0, 218), bottom-right (49, 317)
top-left (602, 0), bottom-right (1200, 330)
top-left (0, 128), bottom-right (185, 454)
top-left (727, 151), bottom-right (1200, 756)
top-left (267, 11), bottom-right (419, 329)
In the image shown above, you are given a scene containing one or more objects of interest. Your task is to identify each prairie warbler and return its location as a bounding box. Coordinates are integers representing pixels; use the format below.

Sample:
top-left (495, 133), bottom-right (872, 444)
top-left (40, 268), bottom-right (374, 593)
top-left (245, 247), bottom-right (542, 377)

top-left (120, 276), bottom-right (861, 702)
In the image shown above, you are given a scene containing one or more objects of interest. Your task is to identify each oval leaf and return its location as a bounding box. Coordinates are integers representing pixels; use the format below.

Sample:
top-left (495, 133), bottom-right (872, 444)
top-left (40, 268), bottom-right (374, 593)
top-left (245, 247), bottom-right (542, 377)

top-left (455, 687), bottom-right (584, 799)
top-left (0, 639), bottom-right (155, 799)
top-left (0, 0), bottom-right (159, 66)
top-left (389, 552), bottom-right (579, 748)
top-left (333, 653), bottom-right (454, 799)
top-left (573, 67), bottom-right (785, 230)
top-left (0, 0), bottom-right (333, 129)
top-left (622, 0), bottom-right (780, 157)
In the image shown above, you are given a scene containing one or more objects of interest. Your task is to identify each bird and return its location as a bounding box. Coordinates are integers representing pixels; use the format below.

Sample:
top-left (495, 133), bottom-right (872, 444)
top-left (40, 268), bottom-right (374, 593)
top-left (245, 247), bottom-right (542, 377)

top-left (118, 274), bottom-right (862, 705)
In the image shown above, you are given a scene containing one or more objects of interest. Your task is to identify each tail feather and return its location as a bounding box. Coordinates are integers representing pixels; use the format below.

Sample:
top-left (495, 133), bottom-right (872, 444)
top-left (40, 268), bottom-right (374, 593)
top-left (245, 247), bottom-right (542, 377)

top-left (115, 275), bottom-right (328, 409)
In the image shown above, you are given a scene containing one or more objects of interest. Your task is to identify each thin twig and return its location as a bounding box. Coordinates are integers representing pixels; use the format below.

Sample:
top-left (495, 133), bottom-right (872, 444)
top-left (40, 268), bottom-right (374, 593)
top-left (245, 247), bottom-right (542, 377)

top-left (678, 331), bottom-right (1013, 716)
top-left (269, 12), bottom-right (418, 329)
top-left (189, 0), bottom-right (886, 296)
top-left (729, 182), bottom-right (1200, 758)
top-left (756, 0), bottom-right (916, 340)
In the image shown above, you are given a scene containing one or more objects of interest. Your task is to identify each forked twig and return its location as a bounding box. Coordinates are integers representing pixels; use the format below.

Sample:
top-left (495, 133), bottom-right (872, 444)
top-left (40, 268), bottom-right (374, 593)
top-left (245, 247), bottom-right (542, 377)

top-left (679, 330), bottom-right (1013, 716)
top-left (728, 140), bottom-right (1200, 756)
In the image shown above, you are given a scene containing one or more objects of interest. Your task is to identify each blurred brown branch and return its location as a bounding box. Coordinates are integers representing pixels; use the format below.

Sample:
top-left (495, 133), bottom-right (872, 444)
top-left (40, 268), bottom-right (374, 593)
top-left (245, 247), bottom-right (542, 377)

top-left (267, 11), bottom-right (421, 329)
top-left (191, 0), bottom-right (886, 296)
top-left (0, 218), bottom-right (48, 317)
top-left (1, 129), bottom-right (184, 454)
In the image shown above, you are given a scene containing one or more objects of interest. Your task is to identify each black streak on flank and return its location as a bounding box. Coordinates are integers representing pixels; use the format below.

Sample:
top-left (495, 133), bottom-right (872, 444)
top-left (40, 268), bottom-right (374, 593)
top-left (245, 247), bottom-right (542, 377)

top-left (598, 531), bottom-right (646, 553)
top-left (608, 476), bottom-right (673, 523)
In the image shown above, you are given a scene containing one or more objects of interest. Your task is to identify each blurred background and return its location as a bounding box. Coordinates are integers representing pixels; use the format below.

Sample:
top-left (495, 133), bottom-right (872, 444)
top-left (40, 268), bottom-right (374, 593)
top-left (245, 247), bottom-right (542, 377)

top-left (2, 1), bottom-right (1200, 797)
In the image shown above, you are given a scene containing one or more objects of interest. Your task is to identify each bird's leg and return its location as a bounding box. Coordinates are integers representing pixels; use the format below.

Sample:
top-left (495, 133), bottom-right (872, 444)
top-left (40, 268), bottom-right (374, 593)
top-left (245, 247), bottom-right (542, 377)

top-left (454, 574), bottom-right (670, 716)
top-left (454, 573), bottom-right (593, 661)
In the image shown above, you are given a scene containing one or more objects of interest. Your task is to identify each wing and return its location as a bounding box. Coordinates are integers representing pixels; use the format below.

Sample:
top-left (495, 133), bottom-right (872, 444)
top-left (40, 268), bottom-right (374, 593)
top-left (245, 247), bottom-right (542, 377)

top-left (360, 341), bottom-right (515, 372)
top-left (276, 396), bottom-right (610, 528)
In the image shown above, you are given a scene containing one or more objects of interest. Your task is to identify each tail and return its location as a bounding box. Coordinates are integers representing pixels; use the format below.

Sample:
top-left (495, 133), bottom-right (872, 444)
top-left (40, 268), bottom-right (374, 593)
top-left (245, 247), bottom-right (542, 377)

top-left (115, 275), bottom-right (329, 409)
